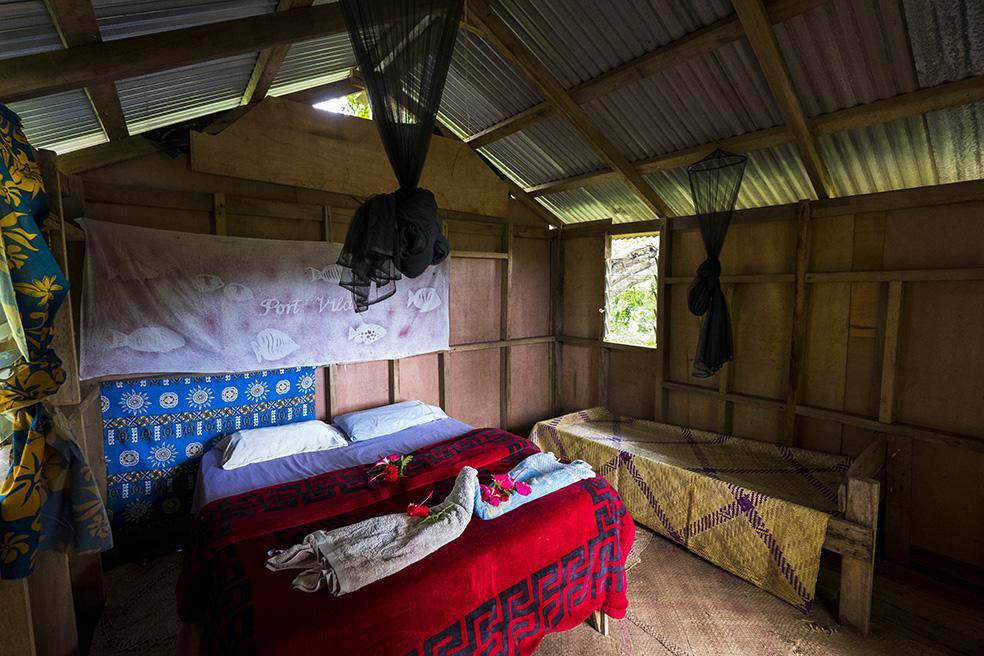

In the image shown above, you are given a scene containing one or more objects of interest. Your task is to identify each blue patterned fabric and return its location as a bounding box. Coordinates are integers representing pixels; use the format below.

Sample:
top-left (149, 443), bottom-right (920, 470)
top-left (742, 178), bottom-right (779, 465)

top-left (100, 367), bottom-right (316, 534)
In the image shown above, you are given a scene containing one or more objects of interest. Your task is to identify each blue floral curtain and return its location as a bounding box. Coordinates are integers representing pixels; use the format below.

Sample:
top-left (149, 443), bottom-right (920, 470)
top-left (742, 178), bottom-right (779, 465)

top-left (0, 104), bottom-right (112, 579)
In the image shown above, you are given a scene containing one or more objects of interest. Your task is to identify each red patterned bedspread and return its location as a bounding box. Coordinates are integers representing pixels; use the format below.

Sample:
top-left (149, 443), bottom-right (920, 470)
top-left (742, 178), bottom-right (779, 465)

top-left (178, 428), bottom-right (635, 656)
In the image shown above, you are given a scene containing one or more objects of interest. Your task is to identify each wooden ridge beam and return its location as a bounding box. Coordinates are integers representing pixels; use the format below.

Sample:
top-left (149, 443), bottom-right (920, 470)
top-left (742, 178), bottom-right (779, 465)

top-left (462, 0), bottom-right (824, 148)
top-left (43, 0), bottom-right (130, 140)
top-left (732, 0), bottom-right (834, 198)
top-left (280, 73), bottom-right (361, 106)
top-left (527, 74), bottom-right (984, 198)
top-left (467, 0), bottom-right (672, 218)
top-left (0, 4), bottom-right (346, 102)
top-left (240, 0), bottom-right (315, 106)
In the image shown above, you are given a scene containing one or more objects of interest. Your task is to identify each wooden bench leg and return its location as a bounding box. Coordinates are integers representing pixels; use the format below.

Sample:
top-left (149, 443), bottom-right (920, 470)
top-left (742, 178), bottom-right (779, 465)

top-left (839, 477), bottom-right (879, 636)
top-left (588, 610), bottom-right (610, 636)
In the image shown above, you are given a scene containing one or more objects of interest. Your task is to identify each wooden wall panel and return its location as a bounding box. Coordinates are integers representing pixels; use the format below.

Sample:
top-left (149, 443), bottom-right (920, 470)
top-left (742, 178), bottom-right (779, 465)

top-left (398, 354), bottom-right (441, 407)
top-left (666, 285), bottom-right (709, 387)
top-left (559, 344), bottom-right (600, 413)
top-left (449, 349), bottom-right (501, 427)
top-left (666, 389), bottom-right (722, 432)
top-left (331, 361), bottom-right (390, 415)
top-left (882, 201), bottom-right (984, 269)
top-left (225, 214), bottom-right (321, 241)
top-left (450, 259), bottom-right (502, 345)
top-left (449, 231), bottom-right (501, 252)
top-left (730, 283), bottom-right (791, 399)
top-left (84, 202), bottom-right (210, 233)
top-left (608, 349), bottom-right (655, 418)
top-left (507, 343), bottom-right (552, 432)
top-left (562, 237), bottom-right (604, 339)
top-left (509, 238), bottom-right (551, 339)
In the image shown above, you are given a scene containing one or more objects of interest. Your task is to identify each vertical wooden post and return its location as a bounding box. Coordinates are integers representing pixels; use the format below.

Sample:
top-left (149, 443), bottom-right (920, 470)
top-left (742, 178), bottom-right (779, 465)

top-left (322, 206), bottom-right (333, 242)
top-left (599, 346), bottom-right (610, 408)
top-left (325, 364), bottom-right (337, 418)
top-left (878, 281), bottom-right (903, 424)
top-left (212, 192), bottom-right (227, 235)
top-left (839, 477), bottom-right (879, 635)
top-left (500, 224), bottom-right (513, 429)
top-left (655, 217), bottom-right (671, 421)
top-left (785, 200), bottom-right (811, 445)
top-left (438, 351), bottom-right (452, 414)
top-left (551, 232), bottom-right (565, 414)
top-left (388, 359), bottom-right (401, 405)
top-left (719, 284), bottom-right (735, 434)
top-left (884, 434), bottom-right (912, 564)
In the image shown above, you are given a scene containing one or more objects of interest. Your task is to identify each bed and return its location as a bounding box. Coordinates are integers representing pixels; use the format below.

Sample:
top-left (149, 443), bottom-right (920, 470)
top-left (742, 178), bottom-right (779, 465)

top-left (178, 417), bottom-right (636, 655)
top-left (530, 408), bottom-right (885, 635)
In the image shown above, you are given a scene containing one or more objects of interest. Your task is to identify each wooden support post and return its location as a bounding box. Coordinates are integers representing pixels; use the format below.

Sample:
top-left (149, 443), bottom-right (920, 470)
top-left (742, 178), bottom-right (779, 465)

top-left (655, 218), bottom-right (671, 421)
top-left (719, 284), bottom-right (735, 434)
top-left (322, 205), bottom-right (333, 242)
top-left (212, 192), bottom-right (227, 235)
top-left (388, 359), bottom-right (400, 405)
top-left (500, 224), bottom-right (513, 429)
top-left (438, 351), bottom-right (451, 414)
top-left (884, 434), bottom-right (912, 564)
top-left (599, 346), bottom-right (610, 408)
top-left (785, 200), bottom-right (811, 445)
top-left (325, 364), bottom-right (337, 418)
top-left (838, 477), bottom-right (879, 635)
top-left (551, 235), bottom-right (565, 414)
top-left (879, 281), bottom-right (903, 423)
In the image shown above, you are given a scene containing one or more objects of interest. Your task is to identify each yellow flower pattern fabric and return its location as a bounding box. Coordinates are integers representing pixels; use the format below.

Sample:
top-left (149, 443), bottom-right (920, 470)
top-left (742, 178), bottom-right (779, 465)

top-left (0, 104), bottom-right (111, 578)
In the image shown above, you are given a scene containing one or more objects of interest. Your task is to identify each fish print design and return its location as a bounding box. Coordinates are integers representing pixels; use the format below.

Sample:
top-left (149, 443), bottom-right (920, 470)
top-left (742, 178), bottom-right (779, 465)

top-left (108, 259), bottom-right (159, 282)
top-left (111, 326), bottom-right (185, 353)
top-left (306, 266), bottom-right (342, 283)
top-left (348, 323), bottom-right (386, 345)
top-left (224, 283), bottom-right (254, 302)
top-left (192, 274), bottom-right (225, 293)
top-left (251, 328), bottom-right (300, 363)
top-left (407, 287), bottom-right (442, 313)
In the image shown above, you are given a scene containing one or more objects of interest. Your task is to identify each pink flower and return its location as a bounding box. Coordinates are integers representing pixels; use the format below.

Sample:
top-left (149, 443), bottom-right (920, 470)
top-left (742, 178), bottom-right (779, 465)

top-left (492, 473), bottom-right (515, 491)
top-left (387, 454), bottom-right (401, 461)
top-left (407, 503), bottom-right (430, 518)
top-left (514, 481), bottom-right (532, 496)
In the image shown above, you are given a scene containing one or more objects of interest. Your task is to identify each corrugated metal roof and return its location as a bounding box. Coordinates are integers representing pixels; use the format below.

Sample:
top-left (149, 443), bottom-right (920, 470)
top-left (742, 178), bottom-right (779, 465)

top-left (116, 53), bottom-right (258, 134)
top-left (0, 1), bottom-right (62, 59)
top-left (439, 29), bottom-right (542, 136)
top-left (92, 0), bottom-right (277, 40)
top-left (903, 0), bottom-right (984, 85)
top-left (269, 33), bottom-right (356, 96)
top-left (536, 179), bottom-right (657, 224)
top-left (7, 91), bottom-right (108, 153)
top-left (478, 115), bottom-right (605, 187)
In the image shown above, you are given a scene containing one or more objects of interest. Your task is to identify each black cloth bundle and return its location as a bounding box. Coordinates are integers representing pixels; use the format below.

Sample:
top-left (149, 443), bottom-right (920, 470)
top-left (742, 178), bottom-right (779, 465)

top-left (338, 188), bottom-right (449, 313)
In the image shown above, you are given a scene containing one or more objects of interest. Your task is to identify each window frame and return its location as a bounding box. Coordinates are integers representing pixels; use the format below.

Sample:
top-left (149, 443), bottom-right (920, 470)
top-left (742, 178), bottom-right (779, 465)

top-left (602, 231), bottom-right (661, 350)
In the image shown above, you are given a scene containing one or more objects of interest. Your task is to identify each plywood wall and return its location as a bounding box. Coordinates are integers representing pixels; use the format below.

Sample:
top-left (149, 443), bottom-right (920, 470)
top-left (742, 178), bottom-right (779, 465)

top-left (559, 196), bottom-right (984, 573)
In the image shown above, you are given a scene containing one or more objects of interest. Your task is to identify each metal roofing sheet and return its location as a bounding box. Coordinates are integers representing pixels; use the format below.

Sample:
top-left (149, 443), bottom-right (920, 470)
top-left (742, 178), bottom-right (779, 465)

top-left (7, 91), bottom-right (108, 153)
top-left (583, 39), bottom-right (781, 162)
top-left (902, 0), bottom-right (984, 86)
top-left (536, 178), bottom-right (657, 224)
top-left (774, 0), bottom-right (918, 117)
top-left (116, 52), bottom-right (258, 134)
top-left (478, 114), bottom-right (605, 187)
top-left (492, 0), bottom-right (733, 89)
top-left (269, 33), bottom-right (356, 96)
top-left (439, 29), bottom-right (543, 136)
top-left (0, 0), bottom-right (62, 59)
top-left (92, 0), bottom-right (277, 40)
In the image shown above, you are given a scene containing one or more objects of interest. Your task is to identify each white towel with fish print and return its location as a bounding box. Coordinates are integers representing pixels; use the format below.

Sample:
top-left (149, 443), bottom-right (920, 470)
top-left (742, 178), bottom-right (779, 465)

top-left (79, 219), bottom-right (449, 378)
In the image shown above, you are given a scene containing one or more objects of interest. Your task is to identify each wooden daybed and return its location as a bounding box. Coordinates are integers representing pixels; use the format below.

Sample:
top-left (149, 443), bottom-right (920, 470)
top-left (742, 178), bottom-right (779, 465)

top-left (530, 408), bottom-right (886, 635)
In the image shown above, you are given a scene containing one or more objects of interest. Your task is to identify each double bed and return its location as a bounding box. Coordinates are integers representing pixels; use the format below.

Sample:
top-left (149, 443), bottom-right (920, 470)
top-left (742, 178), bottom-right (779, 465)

top-left (178, 414), bottom-right (635, 655)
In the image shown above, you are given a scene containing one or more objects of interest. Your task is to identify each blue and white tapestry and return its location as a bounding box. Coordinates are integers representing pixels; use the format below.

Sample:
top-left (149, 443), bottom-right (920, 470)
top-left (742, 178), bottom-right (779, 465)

top-left (100, 366), bottom-right (316, 536)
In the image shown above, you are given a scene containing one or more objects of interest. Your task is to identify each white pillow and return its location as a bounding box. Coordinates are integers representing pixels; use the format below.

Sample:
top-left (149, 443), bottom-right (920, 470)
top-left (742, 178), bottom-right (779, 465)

top-left (333, 400), bottom-right (448, 443)
top-left (219, 420), bottom-right (347, 470)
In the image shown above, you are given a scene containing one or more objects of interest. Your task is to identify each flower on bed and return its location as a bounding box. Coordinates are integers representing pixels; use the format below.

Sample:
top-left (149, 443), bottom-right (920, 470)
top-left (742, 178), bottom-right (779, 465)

top-left (368, 454), bottom-right (413, 484)
top-left (480, 473), bottom-right (531, 507)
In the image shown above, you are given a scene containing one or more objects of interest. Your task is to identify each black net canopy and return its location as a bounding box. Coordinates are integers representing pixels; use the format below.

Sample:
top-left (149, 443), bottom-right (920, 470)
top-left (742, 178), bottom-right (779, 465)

top-left (686, 149), bottom-right (747, 378)
top-left (337, 0), bottom-right (463, 312)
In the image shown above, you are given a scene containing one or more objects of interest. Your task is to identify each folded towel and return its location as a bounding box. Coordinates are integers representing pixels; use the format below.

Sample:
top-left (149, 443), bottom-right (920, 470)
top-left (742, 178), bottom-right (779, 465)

top-left (474, 452), bottom-right (595, 520)
top-left (267, 466), bottom-right (478, 595)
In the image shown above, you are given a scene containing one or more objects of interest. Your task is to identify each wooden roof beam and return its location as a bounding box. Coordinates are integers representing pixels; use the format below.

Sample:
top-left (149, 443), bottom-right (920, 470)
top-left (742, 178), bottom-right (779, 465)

top-left (0, 4), bottom-right (346, 103)
top-left (240, 0), bottom-right (315, 106)
top-left (42, 0), bottom-right (130, 140)
top-left (462, 0), bottom-right (827, 148)
top-left (467, 0), bottom-right (672, 218)
top-left (525, 73), bottom-right (984, 197)
top-left (732, 0), bottom-right (834, 198)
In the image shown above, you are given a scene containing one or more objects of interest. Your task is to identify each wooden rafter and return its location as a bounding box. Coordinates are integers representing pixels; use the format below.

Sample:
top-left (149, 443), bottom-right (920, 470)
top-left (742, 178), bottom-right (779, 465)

top-left (240, 0), bottom-right (315, 106)
top-left (732, 0), bottom-right (834, 198)
top-left (0, 4), bottom-right (346, 103)
top-left (42, 0), bottom-right (130, 140)
top-left (529, 74), bottom-right (984, 197)
top-left (463, 0), bottom-right (826, 148)
top-left (281, 73), bottom-right (362, 106)
top-left (467, 0), bottom-right (672, 218)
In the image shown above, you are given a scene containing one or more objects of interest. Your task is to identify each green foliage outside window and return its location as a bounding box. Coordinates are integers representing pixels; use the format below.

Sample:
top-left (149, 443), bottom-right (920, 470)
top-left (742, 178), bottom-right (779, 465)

top-left (604, 234), bottom-right (659, 348)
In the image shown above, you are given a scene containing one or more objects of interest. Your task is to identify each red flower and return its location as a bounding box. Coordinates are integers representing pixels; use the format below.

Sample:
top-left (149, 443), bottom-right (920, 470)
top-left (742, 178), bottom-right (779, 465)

top-left (514, 481), bottom-right (532, 496)
top-left (407, 503), bottom-right (430, 518)
top-left (383, 464), bottom-right (400, 482)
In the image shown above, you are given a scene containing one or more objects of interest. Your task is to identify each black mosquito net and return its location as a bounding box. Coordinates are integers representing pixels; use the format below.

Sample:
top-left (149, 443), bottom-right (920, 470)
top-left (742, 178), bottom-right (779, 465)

top-left (686, 149), bottom-right (747, 378)
top-left (337, 0), bottom-right (463, 312)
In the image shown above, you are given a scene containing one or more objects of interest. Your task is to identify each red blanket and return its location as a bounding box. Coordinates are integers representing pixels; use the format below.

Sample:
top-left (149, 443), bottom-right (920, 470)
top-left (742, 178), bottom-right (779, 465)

top-left (178, 428), bottom-right (635, 655)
